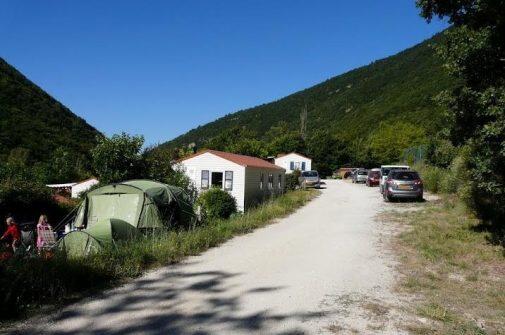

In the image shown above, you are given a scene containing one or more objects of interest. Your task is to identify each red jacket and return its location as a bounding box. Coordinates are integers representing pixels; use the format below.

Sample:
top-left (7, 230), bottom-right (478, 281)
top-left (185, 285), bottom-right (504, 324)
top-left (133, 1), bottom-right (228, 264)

top-left (1, 225), bottom-right (20, 242)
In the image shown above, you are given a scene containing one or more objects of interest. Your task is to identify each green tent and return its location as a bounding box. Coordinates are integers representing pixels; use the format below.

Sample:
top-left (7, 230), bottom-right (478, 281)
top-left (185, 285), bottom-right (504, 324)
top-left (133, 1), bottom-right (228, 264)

top-left (73, 179), bottom-right (195, 230)
top-left (59, 218), bottom-right (139, 257)
top-left (59, 180), bottom-right (195, 257)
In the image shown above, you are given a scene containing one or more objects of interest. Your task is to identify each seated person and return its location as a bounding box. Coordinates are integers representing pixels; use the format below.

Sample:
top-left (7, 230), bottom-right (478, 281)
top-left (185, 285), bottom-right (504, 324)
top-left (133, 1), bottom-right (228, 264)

top-left (0, 217), bottom-right (21, 252)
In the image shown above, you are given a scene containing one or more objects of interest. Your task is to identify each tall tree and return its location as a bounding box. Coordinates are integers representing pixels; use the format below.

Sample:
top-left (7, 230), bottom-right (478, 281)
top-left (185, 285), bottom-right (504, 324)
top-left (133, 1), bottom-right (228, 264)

top-left (417, 0), bottom-right (505, 225)
top-left (91, 133), bottom-right (145, 184)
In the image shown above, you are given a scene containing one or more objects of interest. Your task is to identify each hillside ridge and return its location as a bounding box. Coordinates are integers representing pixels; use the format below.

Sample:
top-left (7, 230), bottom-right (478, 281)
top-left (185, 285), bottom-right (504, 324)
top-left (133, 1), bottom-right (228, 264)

top-left (162, 32), bottom-right (454, 149)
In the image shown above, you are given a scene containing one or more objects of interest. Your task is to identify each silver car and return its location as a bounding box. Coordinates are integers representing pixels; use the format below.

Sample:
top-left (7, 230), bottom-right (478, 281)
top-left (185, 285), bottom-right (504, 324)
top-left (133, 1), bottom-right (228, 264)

top-left (299, 170), bottom-right (321, 188)
top-left (352, 169), bottom-right (368, 183)
top-left (383, 170), bottom-right (423, 201)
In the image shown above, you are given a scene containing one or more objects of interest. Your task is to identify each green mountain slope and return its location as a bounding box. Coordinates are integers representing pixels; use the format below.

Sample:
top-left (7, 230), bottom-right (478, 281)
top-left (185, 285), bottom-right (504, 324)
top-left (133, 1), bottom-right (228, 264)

top-left (163, 33), bottom-right (454, 149)
top-left (0, 57), bottom-right (100, 163)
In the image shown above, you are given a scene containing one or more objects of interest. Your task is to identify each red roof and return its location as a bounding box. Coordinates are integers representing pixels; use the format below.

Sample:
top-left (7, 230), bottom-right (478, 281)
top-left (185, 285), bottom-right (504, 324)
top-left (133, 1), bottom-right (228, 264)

top-left (179, 149), bottom-right (284, 170)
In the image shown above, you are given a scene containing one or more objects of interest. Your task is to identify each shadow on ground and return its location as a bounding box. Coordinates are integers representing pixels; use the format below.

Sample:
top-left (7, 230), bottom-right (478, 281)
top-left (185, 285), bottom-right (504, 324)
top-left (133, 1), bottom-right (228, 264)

top-left (13, 263), bottom-right (321, 335)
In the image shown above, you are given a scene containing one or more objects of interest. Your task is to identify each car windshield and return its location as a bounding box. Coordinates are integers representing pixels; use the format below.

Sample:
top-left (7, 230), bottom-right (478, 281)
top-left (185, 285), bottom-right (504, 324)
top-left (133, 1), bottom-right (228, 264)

top-left (390, 171), bottom-right (419, 180)
top-left (382, 167), bottom-right (408, 176)
top-left (357, 171), bottom-right (367, 175)
top-left (302, 171), bottom-right (318, 177)
top-left (369, 171), bottom-right (380, 177)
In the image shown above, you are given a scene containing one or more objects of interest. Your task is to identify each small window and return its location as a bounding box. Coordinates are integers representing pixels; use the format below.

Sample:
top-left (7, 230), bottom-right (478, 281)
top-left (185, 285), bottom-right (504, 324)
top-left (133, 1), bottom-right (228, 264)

top-left (259, 172), bottom-right (264, 190)
top-left (294, 162), bottom-right (301, 170)
top-left (301, 162), bottom-right (306, 171)
top-left (278, 174), bottom-right (282, 189)
top-left (211, 172), bottom-right (223, 188)
top-left (201, 170), bottom-right (209, 189)
top-left (224, 171), bottom-right (233, 190)
top-left (289, 161), bottom-right (294, 170)
top-left (268, 173), bottom-right (273, 189)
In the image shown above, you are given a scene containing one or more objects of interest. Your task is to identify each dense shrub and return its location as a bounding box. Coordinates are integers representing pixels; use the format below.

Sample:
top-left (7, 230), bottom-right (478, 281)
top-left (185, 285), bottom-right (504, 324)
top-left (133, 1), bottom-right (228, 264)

top-left (196, 188), bottom-right (237, 220)
top-left (0, 180), bottom-right (70, 227)
top-left (285, 170), bottom-right (301, 191)
top-left (425, 138), bottom-right (457, 168)
top-left (419, 165), bottom-right (445, 194)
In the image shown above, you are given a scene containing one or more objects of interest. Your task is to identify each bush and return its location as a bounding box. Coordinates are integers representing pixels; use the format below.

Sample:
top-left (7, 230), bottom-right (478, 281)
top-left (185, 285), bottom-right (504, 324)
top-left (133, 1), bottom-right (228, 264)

top-left (419, 165), bottom-right (445, 193)
top-left (0, 180), bottom-right (70, 226)
top-left (196, 188), bottom-right (237, 220)
top-left (285, 170), bottom-right (301, 191)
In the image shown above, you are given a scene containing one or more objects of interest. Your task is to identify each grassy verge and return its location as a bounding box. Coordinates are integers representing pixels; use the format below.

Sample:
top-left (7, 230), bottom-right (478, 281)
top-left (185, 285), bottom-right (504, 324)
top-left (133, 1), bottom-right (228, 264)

top-left (392, 197), bottom-right (504, 334)
top-left (0, 189), bottom-right (318, 321)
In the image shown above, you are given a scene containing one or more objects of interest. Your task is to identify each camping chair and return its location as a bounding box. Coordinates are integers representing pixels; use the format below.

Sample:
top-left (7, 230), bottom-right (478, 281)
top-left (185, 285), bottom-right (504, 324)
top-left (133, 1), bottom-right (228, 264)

top-left (19, 221), bottom-right (36, 255)
top-left (37, 225), bottom-right (57, 254)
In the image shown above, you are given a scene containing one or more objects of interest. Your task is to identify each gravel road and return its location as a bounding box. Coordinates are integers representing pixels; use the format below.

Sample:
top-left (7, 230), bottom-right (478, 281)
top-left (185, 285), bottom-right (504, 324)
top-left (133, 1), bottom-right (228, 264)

top-left (12, 180), bottom-right (405, 335)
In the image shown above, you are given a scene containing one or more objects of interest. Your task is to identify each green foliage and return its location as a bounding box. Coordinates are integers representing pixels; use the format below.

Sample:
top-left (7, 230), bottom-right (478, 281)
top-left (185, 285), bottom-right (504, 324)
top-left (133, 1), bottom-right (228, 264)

top-left (419, 165), bottom-right (445, 194)
top-left (285, 170), bottom-right (301, 191)
top-left (268, 132), bottom-right (306, 156)
top-left (227, 138), bottom-right (269, 158)
top-left (0, 57), bottom-right (100, 170)
top-left (306, 130), bottom-right (350, 177)
top-left (368, 121), bottom-right (427, 164)
top-left (196, 188), bottom-right (237, 220)
top-left (0, 189), bottom-right (316, 320)
top-left (91, 133), bottom-right (145, 184)
top-left (425, 137), bottom-right (457, 168)
top-left (143, 147), bottom-right (197, 202)
top-left (0, 179), bottom-right (68, 225)
top-left (162, 33), bottom-right (454, 153)
top-left (417, 0), bottom-right (505, 227)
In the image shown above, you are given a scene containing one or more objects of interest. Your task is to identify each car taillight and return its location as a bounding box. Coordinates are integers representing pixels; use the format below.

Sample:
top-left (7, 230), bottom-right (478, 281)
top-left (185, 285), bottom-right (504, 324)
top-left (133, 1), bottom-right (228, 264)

top-left (414, 180), bottom-right (423, 185)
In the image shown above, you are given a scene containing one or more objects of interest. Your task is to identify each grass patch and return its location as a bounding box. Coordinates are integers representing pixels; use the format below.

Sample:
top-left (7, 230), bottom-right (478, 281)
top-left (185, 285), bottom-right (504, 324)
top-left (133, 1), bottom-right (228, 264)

top-left (0, 189), bottom-right (318, 322)
top-left (392, 196), bottom-right (505, 334)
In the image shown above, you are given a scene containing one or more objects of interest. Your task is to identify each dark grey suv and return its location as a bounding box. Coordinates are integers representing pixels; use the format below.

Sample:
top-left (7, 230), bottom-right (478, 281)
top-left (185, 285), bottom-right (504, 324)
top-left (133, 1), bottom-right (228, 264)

top-left (383, 170), bottom-right (423, 201)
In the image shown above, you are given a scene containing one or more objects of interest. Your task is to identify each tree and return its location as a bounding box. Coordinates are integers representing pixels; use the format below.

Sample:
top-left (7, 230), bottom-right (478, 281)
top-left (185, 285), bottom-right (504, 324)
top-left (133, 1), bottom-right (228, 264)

top-left (368, 121), bottom-right (426, 164)
top-left (91, 133), bottom-right (145, 184)
top-left (306, 130), bottom-right (350, 177)
top-left (269, 132), bottom-right (306, 157)
top-left (206, 126), bottom-right (256, 151)
top-left (227, 139), bottom-right (269, 158)
top-left (142, 147), bottom-right (197, 201)
top-left (417, 0), bottom-right (505, 225)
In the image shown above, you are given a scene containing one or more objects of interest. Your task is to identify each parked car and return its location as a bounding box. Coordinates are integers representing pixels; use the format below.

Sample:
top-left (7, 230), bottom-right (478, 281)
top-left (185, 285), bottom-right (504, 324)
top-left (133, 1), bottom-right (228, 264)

top-left (383, 170), bottom-right (423, 202)
top-left (379, 165), bottom-right (410, 193)
top-left (366, 169), bottom-right (381, 187)
top-left (352, 169), bottom-right (368, 183)
top-left (299, 170), bottom-right (321, 188)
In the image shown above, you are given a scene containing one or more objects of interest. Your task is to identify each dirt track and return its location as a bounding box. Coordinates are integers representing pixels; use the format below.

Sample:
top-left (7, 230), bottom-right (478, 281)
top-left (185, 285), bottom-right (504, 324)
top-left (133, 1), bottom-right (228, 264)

top-left (12, 180), bottom-right (409, 334)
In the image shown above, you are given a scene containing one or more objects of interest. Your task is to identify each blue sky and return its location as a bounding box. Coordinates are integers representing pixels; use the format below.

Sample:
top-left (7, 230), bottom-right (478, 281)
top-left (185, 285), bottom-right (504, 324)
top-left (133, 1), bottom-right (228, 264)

top-left (1, 1), bottom-right (447, 145)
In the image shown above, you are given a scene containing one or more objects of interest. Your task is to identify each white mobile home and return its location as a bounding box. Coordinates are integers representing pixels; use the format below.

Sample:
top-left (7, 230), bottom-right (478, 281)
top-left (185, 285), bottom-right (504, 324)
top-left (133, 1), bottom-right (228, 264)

top-left (46, 177), bottom-right (99, 198)
top-left (178, 150), bottom-right (285, 211)
top-left (274, 152), bottom-right (312, 174)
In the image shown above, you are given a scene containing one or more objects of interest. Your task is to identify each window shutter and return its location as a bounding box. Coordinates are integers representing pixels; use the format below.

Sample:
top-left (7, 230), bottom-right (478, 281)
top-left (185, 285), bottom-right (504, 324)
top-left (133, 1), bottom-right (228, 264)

top-left (290, 161), bottom-right (294, 170)
top-left (301, 162), bottom-right (306, 171)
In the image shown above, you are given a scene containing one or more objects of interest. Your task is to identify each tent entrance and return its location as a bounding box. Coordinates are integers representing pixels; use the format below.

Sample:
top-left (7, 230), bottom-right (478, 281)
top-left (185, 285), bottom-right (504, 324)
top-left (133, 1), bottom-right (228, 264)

top-left (88, 193), bottom-right (141, 228)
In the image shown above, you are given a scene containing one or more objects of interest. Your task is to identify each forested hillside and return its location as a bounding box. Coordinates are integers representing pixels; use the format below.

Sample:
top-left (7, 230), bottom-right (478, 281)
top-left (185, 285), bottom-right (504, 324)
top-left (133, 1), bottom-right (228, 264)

top-left (0, 57), bottom-right (100, 165)
top-left (163, 33), bottom-right (455, 150)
